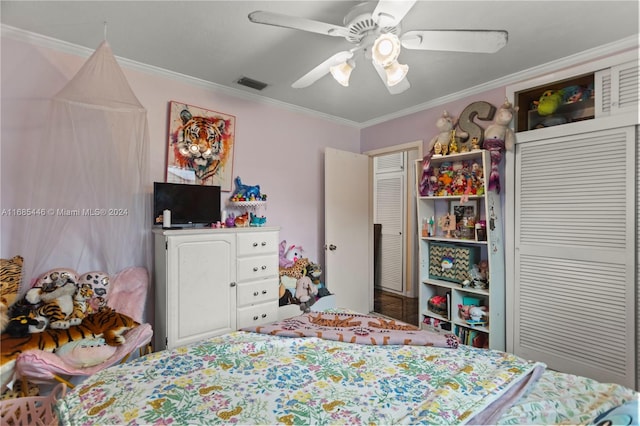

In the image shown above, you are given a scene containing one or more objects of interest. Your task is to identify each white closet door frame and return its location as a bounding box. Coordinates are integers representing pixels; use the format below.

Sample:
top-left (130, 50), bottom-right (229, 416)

top-left (513, 126), bottom-right (635, 388)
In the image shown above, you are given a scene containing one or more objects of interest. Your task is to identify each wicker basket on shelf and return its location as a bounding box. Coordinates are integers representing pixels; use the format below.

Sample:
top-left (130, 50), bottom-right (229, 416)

top-left (427, 295), bottom-right (448, 318)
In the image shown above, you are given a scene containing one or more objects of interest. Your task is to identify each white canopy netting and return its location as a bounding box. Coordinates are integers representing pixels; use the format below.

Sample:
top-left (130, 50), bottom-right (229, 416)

top-left (11, 40), bottom-right (151, 289)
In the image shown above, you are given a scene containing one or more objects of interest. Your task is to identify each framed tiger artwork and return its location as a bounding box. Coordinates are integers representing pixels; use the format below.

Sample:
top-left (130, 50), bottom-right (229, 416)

top-left (166, 101), bottom-right (236, 191)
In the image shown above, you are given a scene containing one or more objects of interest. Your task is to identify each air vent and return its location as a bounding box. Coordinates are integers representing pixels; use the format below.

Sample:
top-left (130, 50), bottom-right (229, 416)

top-left (237, 77), bottom-right (268, 91)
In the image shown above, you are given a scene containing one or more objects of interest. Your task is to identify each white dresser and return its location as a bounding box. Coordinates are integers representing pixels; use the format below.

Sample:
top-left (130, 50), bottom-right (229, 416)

top-left (153, 227), bottom-right (280, 351)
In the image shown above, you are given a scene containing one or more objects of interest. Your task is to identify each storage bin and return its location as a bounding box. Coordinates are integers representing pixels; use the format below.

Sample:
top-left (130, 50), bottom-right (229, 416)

top-left (428, 242), bottom-right (480, 284)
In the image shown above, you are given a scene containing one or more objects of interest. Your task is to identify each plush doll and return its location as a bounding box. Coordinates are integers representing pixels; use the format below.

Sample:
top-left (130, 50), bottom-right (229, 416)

top-left (5, 304), bottom-right (42, 337)
top-left (483, 99), bottom-right (517, 193)
top-left (306, 262), bottom-right (323, 286)
top-left (420, 111), bottom-right (457, 195)
top-left (428, 110), bottom-right (456, 156)
top-left (234, 212), bottom-right (249, 227)
top-left (279, 240), bottom-right (293, 268)
top-left (249, 212), bottom-right (266, 227)
top-left (469, 306), bottom-right (488, 322)
top-left (295, 275), bottom-right (318, 313)
top-left (535, 89), bottom-right (564, 116)
top-left (279, 257), bottom-right (309, 280)
top-left (25, 270), bottom-right (79, 330)
top-left (284, 244), bottom-right (304, 264)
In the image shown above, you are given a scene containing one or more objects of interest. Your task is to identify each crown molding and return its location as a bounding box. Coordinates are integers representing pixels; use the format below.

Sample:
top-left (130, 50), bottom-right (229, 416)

top-left (2, 25), bottom-right (638, 130)
top-left (360, 35), bottom-right (639, 128)
top-left (0, 25), bottom-right (362, 128)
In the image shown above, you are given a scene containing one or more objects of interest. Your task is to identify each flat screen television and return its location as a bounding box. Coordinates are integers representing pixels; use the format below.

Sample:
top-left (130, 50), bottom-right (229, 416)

top-left (153, 182), bottom-right (221, 227)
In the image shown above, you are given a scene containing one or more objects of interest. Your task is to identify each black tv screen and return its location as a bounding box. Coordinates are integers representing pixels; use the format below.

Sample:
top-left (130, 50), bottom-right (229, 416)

top-left (153, 182), bottom-right (221, 226)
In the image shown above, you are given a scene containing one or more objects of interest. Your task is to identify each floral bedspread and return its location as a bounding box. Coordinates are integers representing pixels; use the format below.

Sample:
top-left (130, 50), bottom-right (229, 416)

top-left (57, 330), bottom-right (551, 425)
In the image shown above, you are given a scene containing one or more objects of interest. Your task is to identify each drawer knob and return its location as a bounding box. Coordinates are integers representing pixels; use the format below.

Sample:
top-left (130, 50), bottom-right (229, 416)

top-left (253, 242), bottom-right (258, 247)
top-left (230, 282), bottom-right (236, 287)
top-left (261, 313), bottom-right (267, 318)
top-left (261, 290), bottom-right (267, 294)
top-left (253, 315), bottom-right (259, 321)
top-left (253, 266), bottom-right (259, 272)
top-left (261, 265), bottom-right (267, 270)
top-left (253, 291), bottom-right (259, 296)
top-left (261, 241), bottom-right (267, 246)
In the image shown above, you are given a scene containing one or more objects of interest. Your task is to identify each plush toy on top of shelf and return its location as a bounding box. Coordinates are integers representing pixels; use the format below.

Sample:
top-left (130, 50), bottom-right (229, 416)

top-left (483, 99), bottom-right (518, 193)
top-left (229, 176), bottom-right (267, 202)
top-left (430, 110), bottom-right (456, 157)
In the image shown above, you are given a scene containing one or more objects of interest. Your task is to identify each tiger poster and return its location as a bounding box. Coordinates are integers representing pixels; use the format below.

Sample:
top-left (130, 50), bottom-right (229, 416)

top-left (166, 101), bottom-right (236, 190)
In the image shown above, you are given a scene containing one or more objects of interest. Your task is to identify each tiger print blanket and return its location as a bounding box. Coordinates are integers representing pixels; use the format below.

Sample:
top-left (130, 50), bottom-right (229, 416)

top-left (242, 312), bottom-right (459, 348)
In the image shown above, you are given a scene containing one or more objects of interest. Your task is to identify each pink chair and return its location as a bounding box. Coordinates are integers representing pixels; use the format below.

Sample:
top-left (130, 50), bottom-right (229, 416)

top-left (13, 267), bottom-right (153, 390)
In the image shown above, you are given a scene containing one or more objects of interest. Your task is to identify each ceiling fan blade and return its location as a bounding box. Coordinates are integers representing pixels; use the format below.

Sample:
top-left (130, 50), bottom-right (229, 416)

top-left (372, 0), bottom-right (417, 27)
top-left (401, 30), bottom-right (508, 53)
top-left (372, 61), bottom-right (410, 95)
top-left (248, 11), bottom-right (350, 38)
top-left (292, 51), bottom-right (355, 89)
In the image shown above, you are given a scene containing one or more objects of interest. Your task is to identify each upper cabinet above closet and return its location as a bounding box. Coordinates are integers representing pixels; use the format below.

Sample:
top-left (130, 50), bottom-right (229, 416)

top-left (509, 50), bottom-right (639, 142)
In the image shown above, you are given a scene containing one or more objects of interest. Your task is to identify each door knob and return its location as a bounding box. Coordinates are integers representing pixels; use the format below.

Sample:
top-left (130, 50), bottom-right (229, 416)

top-left (329, 244), bottom-right (337, 251)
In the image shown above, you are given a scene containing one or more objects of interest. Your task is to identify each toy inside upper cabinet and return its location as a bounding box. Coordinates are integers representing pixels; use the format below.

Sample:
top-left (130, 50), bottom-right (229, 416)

top-left (514, 73), bottom-right (595, 132)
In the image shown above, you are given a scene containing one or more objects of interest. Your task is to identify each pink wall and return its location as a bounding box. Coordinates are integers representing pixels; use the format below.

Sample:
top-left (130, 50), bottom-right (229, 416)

top-left (0, 36), bottom-right (360, 270)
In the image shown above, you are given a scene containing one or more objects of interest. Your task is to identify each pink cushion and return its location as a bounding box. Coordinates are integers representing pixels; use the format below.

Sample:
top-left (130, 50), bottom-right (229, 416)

top-left (15, 324), bottom-right (152, 383)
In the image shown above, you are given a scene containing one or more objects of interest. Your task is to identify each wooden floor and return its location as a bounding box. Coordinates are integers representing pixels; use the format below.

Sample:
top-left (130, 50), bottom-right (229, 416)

top-left (373, 288), bottom-right (419, 326)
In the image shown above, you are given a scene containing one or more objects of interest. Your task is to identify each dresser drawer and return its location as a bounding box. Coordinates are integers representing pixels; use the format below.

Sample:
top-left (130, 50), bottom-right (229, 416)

top-left (237, 254), bottom-right (278, 282)
top-left (237, 302), bottom-right (278, 329)
top-left (237, 278), bottom-right (278, 307)
top-left (237, 232), bottom-right (279, 257)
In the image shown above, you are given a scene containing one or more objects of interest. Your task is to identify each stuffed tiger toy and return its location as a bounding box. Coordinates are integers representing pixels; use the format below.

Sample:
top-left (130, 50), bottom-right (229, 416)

top-left (26, 271), bottom-right (78, 330)
top-left (0, 256), bottom-right (24, 334)
top-left (70, 283), bottom-right (94, 323)
top-left (0, 307), bottom-right (139, 367)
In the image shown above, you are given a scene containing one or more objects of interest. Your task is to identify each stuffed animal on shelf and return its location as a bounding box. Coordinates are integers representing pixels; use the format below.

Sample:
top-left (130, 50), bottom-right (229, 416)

top-left (429, 110), bottom-right (456, 156)
top-left (234, 212), bottom-right (249, 227)
top-left (469, 306), bottom-right (488, 322)
top-left (249, 212), bottom-right (267, 227)
top-left (230, 176), bottom-right (263, 202)
top-left (535, 89), bottom-right (564, 116)
top-left (483, 99), bottom-right (518, 193)
top-left (225, 213), bottom-right (236, 228)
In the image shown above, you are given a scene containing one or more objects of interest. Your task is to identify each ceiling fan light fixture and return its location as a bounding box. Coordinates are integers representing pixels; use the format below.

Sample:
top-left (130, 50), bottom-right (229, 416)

top-left (329, 60), bottom-right (355, 87)
top-left (372, 33), bottom-right (401, 67)
top-left (384, 61), bottom-right (409, 87)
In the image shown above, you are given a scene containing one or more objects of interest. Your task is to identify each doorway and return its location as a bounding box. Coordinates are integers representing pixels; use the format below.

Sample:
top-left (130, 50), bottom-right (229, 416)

top-left (366, 141), bottom-right (421, 325)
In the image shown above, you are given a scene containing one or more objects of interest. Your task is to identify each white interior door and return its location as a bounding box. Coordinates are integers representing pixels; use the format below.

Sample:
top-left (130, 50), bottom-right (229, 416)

top-left (325, 147), bottom-right (371, 314)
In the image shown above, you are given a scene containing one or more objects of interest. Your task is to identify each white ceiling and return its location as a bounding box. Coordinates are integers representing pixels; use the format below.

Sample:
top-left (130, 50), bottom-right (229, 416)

top-left (1, 1), bottom-right (638, 126)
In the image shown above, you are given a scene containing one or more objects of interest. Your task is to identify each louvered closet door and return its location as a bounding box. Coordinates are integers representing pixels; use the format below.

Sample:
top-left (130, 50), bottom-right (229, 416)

top-left (514, 126), bottom-right (636, 388)
top-left (596, 60), bottom-right (640, 117)
top-left (374, 153), bottom-right (405, 293)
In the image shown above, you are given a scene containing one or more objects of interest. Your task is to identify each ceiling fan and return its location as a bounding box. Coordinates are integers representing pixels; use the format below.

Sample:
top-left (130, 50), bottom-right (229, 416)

top-left (248, 1), bottom-right (508, 94)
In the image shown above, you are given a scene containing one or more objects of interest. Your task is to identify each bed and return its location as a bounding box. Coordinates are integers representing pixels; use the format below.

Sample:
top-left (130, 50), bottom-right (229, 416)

top-left (56, 311), bottom-right (638, 425)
